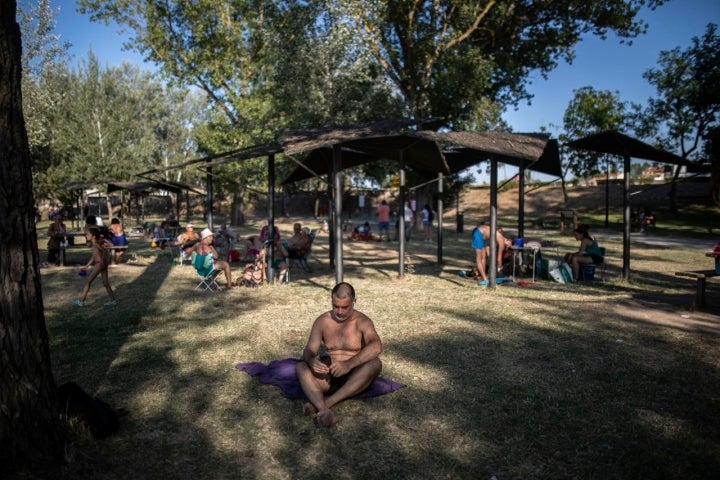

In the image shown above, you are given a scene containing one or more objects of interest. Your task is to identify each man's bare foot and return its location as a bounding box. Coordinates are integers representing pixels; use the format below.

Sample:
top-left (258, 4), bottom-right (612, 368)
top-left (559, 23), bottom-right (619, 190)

top-left (302, 402), bottom-right (317, 416)
top-left (315, 408), bottom-right (340, 428)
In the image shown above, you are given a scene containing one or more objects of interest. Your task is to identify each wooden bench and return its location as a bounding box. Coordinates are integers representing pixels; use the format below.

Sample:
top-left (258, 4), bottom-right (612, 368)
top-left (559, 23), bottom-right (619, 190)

top-left (674, 270), bottom-right (719, 308)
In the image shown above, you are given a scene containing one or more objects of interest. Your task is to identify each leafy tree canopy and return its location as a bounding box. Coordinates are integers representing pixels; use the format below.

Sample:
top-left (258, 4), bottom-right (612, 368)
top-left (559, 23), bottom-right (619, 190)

top-left (78, 0), bottom-right (666, 132)
top-left (560, 86), bottom-right (633, 179)
top-left (637, 23), bottom-right (720, 161)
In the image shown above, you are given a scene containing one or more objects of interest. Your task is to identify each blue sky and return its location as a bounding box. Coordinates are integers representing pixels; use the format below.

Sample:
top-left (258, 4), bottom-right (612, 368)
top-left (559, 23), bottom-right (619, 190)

top-left (51, 0), bottom-right (720, 181)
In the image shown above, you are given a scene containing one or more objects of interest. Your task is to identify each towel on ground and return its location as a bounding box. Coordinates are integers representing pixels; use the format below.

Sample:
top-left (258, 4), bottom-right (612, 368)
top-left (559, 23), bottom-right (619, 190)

top-left (236, 358), bottom-right (405, 400)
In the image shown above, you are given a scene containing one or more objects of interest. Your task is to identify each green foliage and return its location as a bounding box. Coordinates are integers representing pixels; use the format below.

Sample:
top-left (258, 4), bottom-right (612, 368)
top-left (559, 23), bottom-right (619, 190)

top-left (17, 0), bottom-right (69, 76)
top-left (24, 53), bottom-right (201, 200)
top-left (78, 0), bottom-right (664, 130)
top-left (560, 87), bottom-right (632, 180)
top-left (636, 23), bottom-right (720, 161)
top-left (72, 1), bottom-right (669, 201)
top-left (335, 0), bottom-right (666, 126)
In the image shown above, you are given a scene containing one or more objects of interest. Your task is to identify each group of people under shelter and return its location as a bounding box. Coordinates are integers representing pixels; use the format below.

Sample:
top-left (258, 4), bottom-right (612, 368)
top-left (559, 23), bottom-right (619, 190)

top-left (346, 199), bottom-right (437, 243)
top-left (47, 213), bottom-right (129, 267)
top-left (468, 219), bottom-right (604, 285)
top-left (159, 221), bottom-right (314, 289)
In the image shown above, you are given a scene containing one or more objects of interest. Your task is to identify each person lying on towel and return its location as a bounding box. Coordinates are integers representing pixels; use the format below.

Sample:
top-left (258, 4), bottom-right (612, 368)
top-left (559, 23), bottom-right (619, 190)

top-left (295, 282), bottom-right (383, 428)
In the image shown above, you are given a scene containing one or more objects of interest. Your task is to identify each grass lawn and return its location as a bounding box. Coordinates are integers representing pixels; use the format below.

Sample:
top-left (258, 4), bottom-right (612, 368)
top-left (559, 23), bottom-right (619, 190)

top-left (38, 217), bottom-right (720, 479)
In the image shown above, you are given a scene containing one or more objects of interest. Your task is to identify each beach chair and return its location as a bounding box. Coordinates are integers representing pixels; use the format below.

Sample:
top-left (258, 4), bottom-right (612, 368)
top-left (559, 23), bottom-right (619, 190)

top-left (191, 251), bottom-right (222, 291)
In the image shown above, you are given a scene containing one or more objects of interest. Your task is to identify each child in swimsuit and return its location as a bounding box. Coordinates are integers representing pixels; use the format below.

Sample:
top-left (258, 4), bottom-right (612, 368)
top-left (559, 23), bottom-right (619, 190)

top-left (71, 229), bottom-right (117, 306)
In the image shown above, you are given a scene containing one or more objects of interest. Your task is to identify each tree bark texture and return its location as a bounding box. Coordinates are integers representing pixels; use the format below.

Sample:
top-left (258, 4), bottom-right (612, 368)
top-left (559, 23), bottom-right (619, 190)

top-left (0, 0), bottom-right (65, 473)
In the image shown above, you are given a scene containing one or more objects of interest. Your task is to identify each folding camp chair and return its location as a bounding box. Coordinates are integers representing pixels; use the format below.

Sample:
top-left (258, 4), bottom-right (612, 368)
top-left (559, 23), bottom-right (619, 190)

top-left (195, 268), bottom-right (222, 291)
top-left (191, 251), bottom-right (222, 291)
top-left (288, 229), bottom-right (317, 273)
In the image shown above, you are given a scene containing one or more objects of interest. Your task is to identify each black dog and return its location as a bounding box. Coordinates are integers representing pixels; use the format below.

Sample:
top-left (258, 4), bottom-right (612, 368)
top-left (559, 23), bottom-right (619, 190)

top-left (57, 382), bottom-right (124, 439)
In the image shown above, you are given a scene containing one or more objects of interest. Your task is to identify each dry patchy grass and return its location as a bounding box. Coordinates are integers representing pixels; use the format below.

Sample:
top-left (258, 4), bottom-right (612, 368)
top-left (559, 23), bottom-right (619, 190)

top-left (35, 217), bottom-right (720, 480)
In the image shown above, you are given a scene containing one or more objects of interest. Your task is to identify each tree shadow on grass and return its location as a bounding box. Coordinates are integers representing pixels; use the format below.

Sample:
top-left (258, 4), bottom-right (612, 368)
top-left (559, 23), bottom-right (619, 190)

top-left (378, 302), bottom-right (720, 479)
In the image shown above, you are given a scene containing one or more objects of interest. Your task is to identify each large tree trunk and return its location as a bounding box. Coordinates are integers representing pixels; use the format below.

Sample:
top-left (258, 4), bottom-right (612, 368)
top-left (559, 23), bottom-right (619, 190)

top-left (0, 1), bottom-right (66, 475)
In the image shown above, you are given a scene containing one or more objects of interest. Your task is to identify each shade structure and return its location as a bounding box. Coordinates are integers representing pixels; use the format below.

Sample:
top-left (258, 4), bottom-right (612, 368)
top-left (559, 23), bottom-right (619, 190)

top-left (280, 123), bottom-right (449, 283)
top-left (281, 119), bottom-right (422, 157)
top-left (106, 181), bottom-right (154, 194)
top-left (281, 129), bottom-right (559, 285)
top-left (281, 127), bottom-right (449, 184)
top-left (197, 143), bottom-right (284, 170)
top-left (281, 146), bottom-right (379, 185)
top-left (437, 132), bottom-right (560, 282)
top-left (566, 130), bottom-right (687, 281)
top-left (440, 132), bottom-right (561, 176)
top-left (340, 132), bottom-right (450, 178)
top-left (566, 130), bottom-right (688, 166)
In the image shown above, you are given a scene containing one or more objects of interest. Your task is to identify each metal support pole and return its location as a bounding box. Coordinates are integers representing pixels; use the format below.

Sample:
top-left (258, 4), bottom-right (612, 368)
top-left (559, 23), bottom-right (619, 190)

top-left (333, 145), bottom-right (343, 284)
top-left (622, 153), bottom-right (631, 280)
top-left (518, 167), bottom-right (526, 239)
top-left (398, 153), bottom-right (406, 277)
top-left (437, 172), bottom-right (443, 263)
top-left (206, 164), bottom-right (214, 230)
top-left (267, 153), bottom-right (276, 283)
top-left (489, 159), bottom-right (498, 287)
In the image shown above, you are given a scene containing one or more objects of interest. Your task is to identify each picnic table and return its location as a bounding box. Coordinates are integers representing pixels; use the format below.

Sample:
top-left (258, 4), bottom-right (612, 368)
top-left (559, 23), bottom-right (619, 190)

top-left (674, 252), bottom-right (720, 308)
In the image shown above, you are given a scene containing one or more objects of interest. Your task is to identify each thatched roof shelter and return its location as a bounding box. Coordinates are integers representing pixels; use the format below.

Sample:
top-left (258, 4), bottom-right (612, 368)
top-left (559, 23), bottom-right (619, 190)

top-left (567, 130), bottom-right (687, 280)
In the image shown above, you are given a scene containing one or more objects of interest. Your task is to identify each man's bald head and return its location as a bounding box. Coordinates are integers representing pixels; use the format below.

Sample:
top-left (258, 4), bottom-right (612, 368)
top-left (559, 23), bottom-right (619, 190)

top-left (331, 282), bottom-right (355, 301)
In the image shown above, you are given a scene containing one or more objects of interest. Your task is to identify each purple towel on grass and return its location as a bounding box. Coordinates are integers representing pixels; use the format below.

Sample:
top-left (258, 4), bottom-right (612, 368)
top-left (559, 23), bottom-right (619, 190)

top-left (236, 358), bottom-right (405, 400)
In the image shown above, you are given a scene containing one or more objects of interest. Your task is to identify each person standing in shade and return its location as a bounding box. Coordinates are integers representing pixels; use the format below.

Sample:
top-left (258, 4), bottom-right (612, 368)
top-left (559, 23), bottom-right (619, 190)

top-left (421, 204), bottom-right (433, 242)
top-left (376, 200), bottom-right (391, 241)
top-left (46, 214), bottom-right (66, 266)
top-left (403, 201), bottom-right (414, 242)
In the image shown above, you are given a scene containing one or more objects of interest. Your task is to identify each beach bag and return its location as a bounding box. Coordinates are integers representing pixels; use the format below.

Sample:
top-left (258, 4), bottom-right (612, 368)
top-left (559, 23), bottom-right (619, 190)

top-left (550, 263), bottom-right (574, 284)
top-left (57, 382), bottom-right (121, 439)
top-left (239, 263), bottom-right (264, 287)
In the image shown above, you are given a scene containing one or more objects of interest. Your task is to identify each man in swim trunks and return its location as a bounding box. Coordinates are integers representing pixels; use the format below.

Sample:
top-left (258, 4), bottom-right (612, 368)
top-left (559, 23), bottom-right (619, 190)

top-left (472, 221), bottom-right (489, 284)
top-left (296, 282), bottom-right (383, 427)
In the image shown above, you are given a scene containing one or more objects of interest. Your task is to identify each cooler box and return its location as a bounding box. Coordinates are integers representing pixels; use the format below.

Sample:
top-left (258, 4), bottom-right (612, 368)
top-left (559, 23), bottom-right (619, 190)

top-left (579, 264), bottom-right (596, 281)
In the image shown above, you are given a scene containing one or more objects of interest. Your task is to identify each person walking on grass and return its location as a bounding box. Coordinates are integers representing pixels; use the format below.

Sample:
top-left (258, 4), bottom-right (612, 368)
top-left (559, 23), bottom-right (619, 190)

top-left (71, 228), bottom-right (117, 307)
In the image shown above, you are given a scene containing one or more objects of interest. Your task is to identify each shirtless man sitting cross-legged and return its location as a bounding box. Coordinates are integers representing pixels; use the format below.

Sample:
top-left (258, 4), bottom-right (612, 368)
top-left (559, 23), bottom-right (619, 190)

top-left (296, 282), bottom-right (383, 428)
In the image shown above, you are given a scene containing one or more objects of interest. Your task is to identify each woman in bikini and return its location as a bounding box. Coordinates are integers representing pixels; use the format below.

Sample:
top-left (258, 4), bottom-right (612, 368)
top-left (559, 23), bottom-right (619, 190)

top-left (72, 229), bottom-right (117, 306)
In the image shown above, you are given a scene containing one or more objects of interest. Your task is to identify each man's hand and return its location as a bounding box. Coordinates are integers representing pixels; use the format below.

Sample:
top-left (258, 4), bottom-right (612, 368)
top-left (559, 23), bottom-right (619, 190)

top-left (328, 360), bottom-right (352, 377)
top-left (310, 356), bottom-right (330, 375)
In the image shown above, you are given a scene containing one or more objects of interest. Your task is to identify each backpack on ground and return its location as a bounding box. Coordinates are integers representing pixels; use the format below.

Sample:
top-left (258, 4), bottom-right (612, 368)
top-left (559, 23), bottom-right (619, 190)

top-left (57, 381), bottom-right (124, 439)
